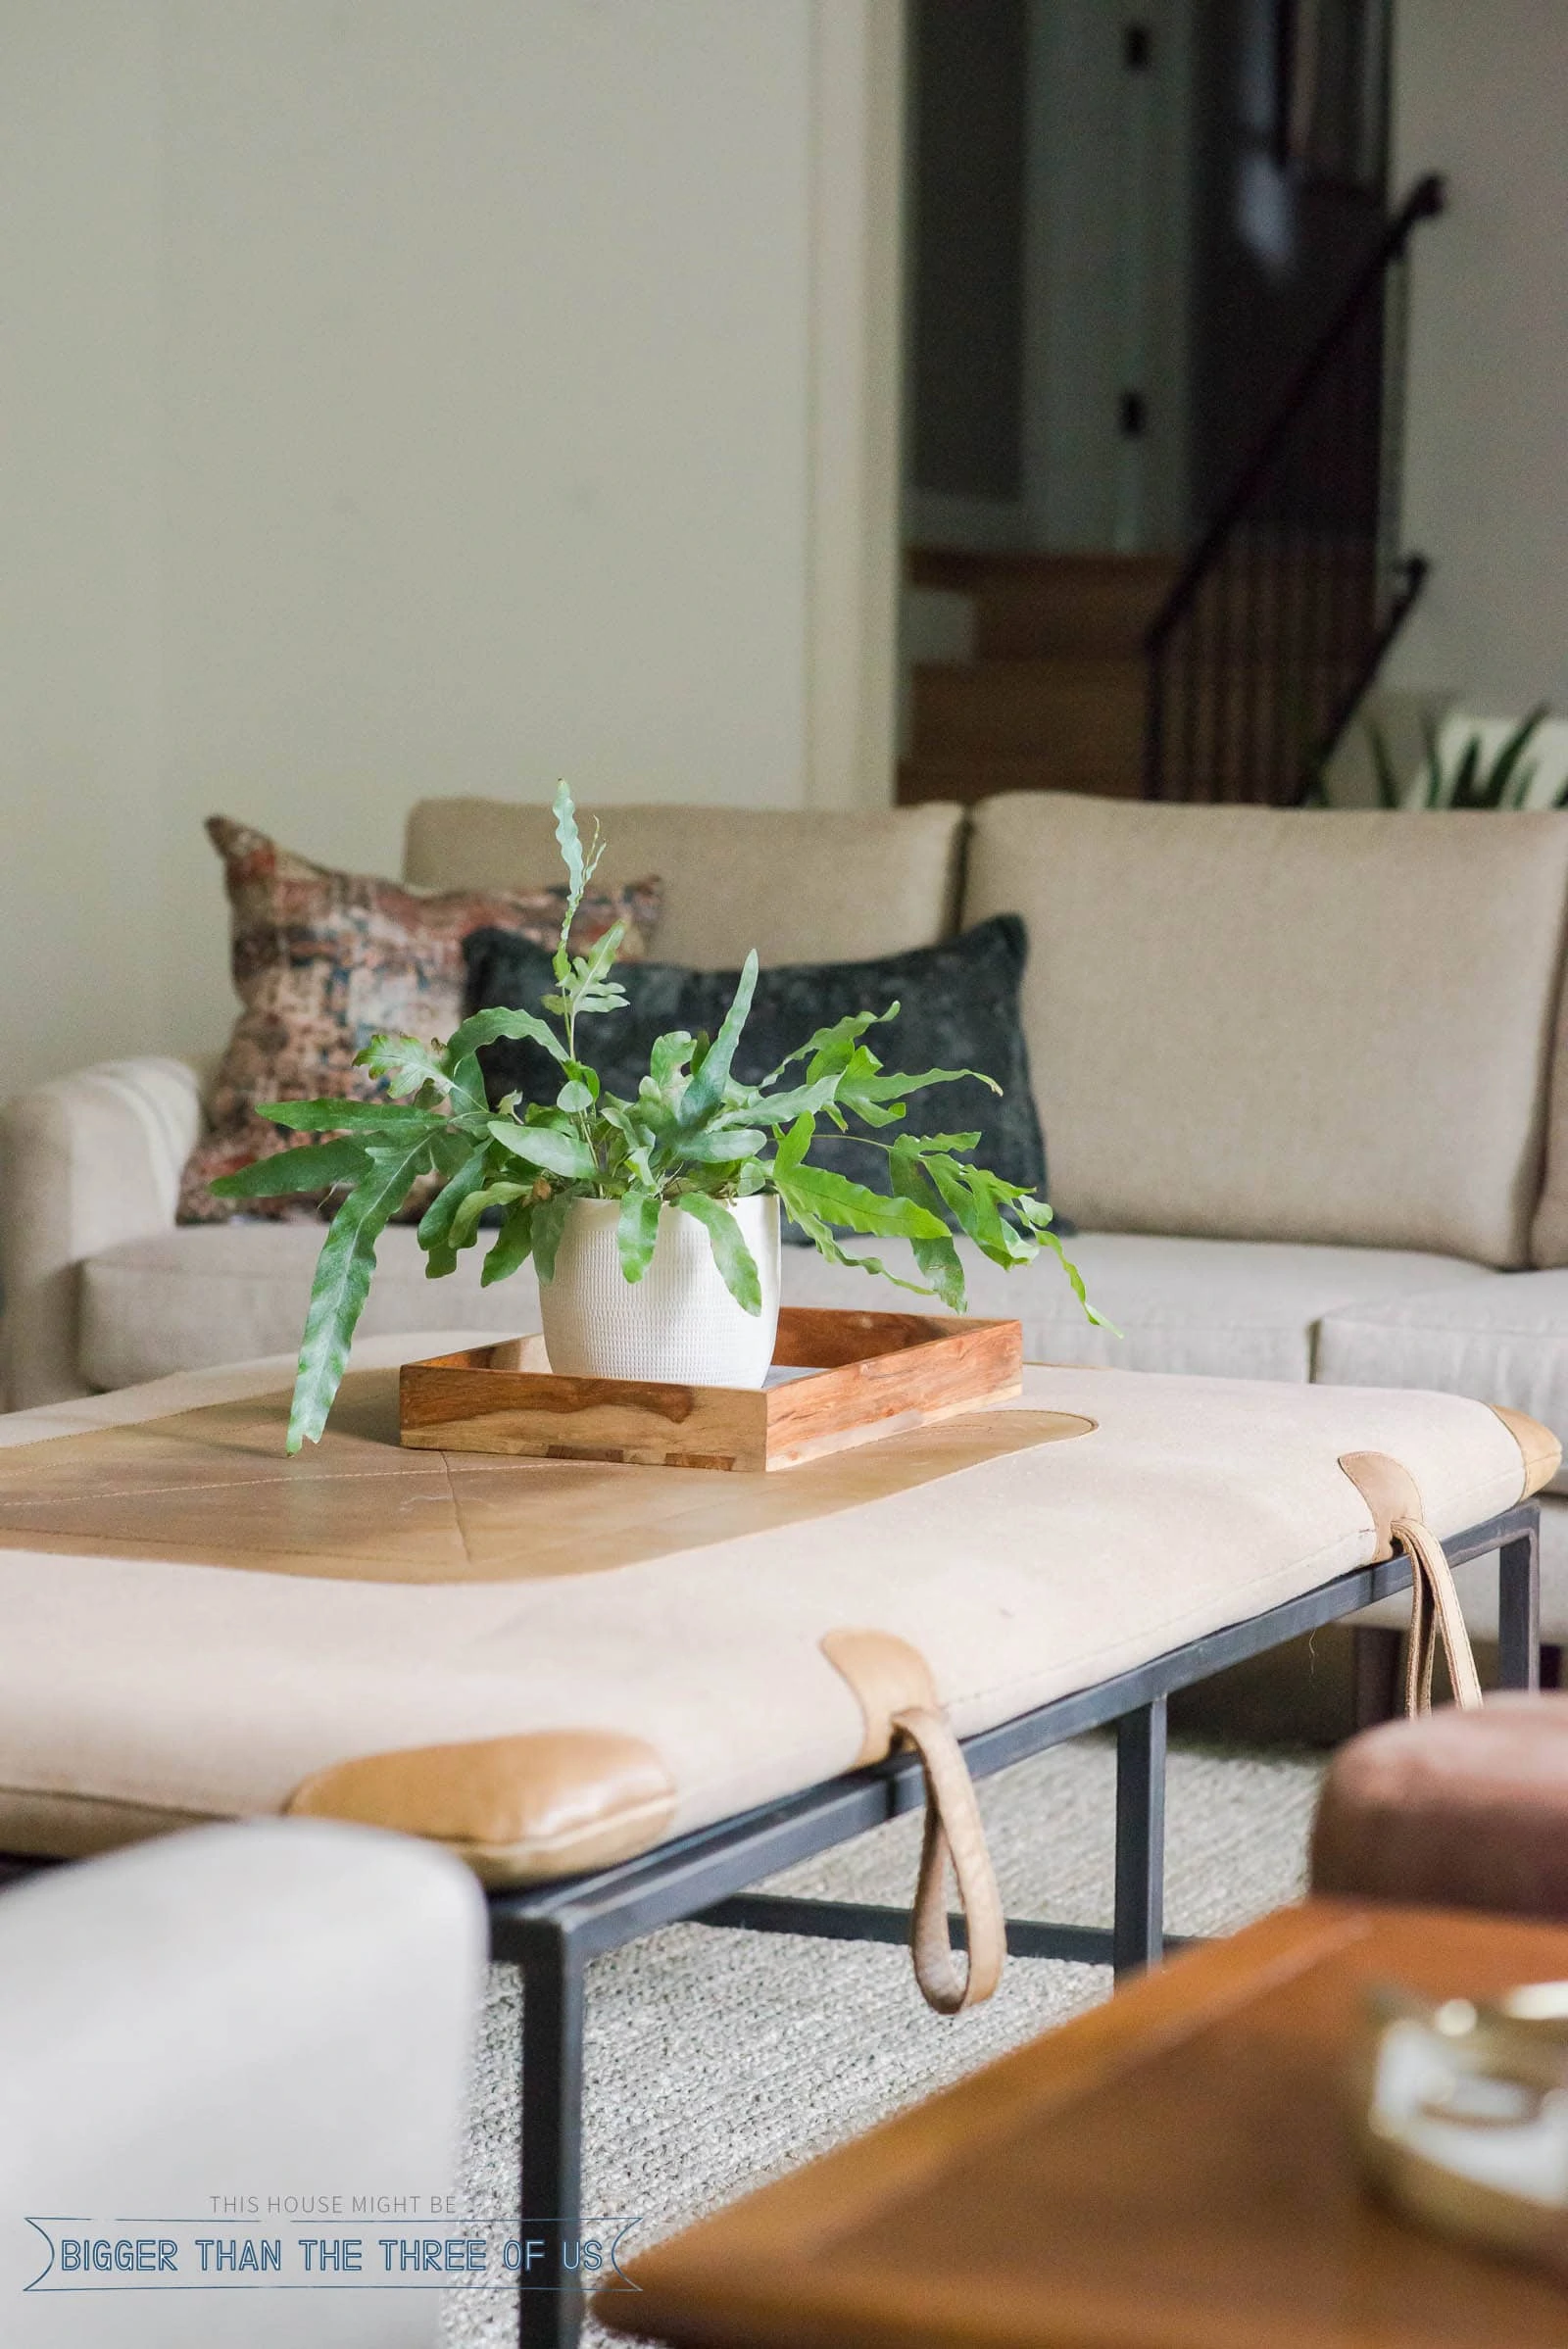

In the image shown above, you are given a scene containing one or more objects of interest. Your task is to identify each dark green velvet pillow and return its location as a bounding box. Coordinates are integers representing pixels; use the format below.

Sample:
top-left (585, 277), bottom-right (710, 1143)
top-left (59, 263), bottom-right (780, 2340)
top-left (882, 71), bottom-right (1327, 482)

top-left (461, 915), bottom-right (1058, 1244)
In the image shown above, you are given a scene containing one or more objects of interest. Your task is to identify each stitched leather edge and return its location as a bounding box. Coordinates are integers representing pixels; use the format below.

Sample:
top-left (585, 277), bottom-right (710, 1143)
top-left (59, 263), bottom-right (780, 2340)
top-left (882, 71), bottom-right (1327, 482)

top-left (820, 1628), bottom-right (940, 1767)
top-left (1340, 1450), bottom-right (1424, 1562)
top-left (1490, 1403), bottom-right (1563, 1499)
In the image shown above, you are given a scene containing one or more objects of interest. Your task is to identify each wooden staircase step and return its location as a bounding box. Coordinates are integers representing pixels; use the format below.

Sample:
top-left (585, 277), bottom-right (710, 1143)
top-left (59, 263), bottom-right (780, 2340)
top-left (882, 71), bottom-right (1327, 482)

top-left (911, 657), bottom-right (1146, 765)
top-left (904, 658), bottom-right (1361, 803)
top-left (907, 550), bottom-right (1179, 661)
top-left (900, 544), bottom-right (1378, 805)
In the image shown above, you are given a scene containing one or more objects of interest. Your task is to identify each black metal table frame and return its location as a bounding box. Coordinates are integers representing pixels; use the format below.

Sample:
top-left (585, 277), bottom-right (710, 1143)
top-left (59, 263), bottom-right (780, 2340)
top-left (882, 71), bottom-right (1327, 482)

top-left (0, 1505), bottom-right (1539, 2349)
top-left (482, 1504), bottom-right (1539, 2349)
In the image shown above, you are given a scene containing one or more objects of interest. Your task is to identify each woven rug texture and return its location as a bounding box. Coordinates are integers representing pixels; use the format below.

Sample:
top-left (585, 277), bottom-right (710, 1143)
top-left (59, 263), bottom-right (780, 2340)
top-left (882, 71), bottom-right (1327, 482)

top-left (439, 1733), bottom-right (1325, 2347)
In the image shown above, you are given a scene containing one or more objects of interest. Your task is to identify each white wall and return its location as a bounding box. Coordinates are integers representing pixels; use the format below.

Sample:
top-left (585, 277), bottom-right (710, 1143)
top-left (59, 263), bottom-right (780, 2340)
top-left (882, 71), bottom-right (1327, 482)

top-left (0, 7), bottom-right (164, 1091)
top-left (1389, 0), bottom-right (1568, 715)
top-left (0, 1), bottom-right (901, 1091)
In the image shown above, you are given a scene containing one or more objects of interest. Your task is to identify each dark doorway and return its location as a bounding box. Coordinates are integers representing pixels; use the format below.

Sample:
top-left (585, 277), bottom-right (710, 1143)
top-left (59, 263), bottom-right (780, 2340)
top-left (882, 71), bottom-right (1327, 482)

top-left (903, 0), bottom-right (1393, 555)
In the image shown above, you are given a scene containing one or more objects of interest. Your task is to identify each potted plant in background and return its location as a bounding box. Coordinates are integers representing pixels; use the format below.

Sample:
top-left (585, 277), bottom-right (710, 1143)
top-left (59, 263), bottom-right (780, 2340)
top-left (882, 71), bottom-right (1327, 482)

top-left (1382, 704), bottom-right (1564, 809)
top-left (213, 786), bottom-right (1097, 1451)
top-left (1351, 705), bottom-right (1564, 808)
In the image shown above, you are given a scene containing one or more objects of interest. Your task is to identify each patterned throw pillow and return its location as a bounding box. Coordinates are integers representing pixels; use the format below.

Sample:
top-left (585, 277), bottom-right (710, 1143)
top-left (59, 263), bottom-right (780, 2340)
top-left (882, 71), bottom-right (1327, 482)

top-left (178, 816), bottom-right (661, 1223)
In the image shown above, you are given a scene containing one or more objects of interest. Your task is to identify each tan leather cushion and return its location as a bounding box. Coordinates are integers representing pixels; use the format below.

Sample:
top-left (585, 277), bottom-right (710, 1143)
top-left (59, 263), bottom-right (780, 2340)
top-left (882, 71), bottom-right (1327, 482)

top-left (287, 1730), bottom-right (677, 1884)
top-left (402, 798), bottom-right (965, 967)
top-left (962, 795), bottom-right (1568, 1267)
top-left (1311, 1695), bottom-right (1568, 1919)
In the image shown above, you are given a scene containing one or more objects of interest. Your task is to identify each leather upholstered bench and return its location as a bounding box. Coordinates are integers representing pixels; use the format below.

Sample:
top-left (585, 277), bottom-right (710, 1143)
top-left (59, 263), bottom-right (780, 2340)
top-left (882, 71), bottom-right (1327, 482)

top-left (0, 1329), bottom-right (1556, 2349)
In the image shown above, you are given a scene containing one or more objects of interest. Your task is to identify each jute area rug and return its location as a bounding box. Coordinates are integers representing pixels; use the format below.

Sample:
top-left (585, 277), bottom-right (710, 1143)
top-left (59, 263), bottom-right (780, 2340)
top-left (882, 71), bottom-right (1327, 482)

top-left (440, 1733), bottom-right (1325, 2348)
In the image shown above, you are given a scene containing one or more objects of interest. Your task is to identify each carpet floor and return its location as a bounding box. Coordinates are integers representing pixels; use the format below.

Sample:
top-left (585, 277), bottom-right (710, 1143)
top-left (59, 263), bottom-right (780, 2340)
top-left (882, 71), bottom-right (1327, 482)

top-left (440, 1732), bottom-right (1325, 2347)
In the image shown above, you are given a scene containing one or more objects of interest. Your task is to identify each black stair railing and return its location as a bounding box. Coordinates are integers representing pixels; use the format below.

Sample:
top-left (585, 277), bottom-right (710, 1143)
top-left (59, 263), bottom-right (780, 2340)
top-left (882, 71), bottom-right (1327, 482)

top-left (1144, 172), bottom-right (1445, 806)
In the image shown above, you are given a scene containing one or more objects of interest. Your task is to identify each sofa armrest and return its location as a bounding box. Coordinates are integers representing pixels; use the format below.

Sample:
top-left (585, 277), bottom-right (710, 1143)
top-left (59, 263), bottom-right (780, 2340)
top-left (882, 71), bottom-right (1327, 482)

top-left (0, 1821), bottom-right (486, 2342)
top-left (0, 1056), bottom-right (206, 1408)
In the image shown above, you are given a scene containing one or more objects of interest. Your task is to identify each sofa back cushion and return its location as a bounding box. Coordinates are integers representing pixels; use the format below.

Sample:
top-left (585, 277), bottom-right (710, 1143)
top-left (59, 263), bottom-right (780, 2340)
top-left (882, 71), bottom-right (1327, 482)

top-left (962, 794), bottom-right (1568, 1266)
top-left (403, 799), bottom-right (965, 967)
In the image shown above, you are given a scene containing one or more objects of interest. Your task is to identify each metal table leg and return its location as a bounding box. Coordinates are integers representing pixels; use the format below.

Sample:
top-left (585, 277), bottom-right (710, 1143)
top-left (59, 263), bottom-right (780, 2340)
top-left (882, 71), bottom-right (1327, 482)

top-left (1498, 1521), bottom-right (1542, 1692)
top-left (1112, 1695), bottom-right (1167, 1982)
top-left (515, 1917), bottom-right (586, 2349)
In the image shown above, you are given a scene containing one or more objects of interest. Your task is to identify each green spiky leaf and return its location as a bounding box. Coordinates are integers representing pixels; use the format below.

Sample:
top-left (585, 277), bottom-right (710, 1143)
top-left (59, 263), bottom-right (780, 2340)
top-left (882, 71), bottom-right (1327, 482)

top-left (416, 1143), bottom-right (495, 1276)
top-left (285, 1134), bottom-right (435, 1451)
top-left (1362, 718), bottom-right (1404, 809)
top-left (353, 1034), bottom-right (456, 1101)
top-left (259, 1099), bottom-right (436, 1136)
top-left (674, 1192), bottom-right (761, 1314)
top-left (772, 1160), bottom-right (948, 1242)
top-left (487, 1119), bottom-right (596, 1181)
top-left (448, 1179), bottom-right (532, 1252)
top-left (889, 1139), bottom-right (967, 1311)
top-left (731, 1073), bottom-right (842, 1129)
top-left (481, 1199), bottom-right (536, 1287)
top-left (530, 1189), bottom-right (573, 1283)
top-left (1489, 704), bottom-right (1549, 809)
top-left (778, 1005), bottom-right (898, 1083)
top-left (923, 1155), bottom-right (1031, 1267)
top-left (210, 1138), bottom-right (370, 1199)
top-left (447, 1004), bottom-right (568, 1068)
top-left (671, 1126), bottom-right (768, 1164)
top-left (649, 1031), bottom-right (695, 1092)
top-left (678, 953), bottom-right (759, 1126)
top-left (616, 1187), bottom-right (662, 1283)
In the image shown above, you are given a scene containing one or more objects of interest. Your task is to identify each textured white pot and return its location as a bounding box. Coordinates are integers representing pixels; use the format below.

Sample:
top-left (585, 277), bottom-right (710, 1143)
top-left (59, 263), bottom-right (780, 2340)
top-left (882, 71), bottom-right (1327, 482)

top-left (539, 1194), bottom-right (782, 1388)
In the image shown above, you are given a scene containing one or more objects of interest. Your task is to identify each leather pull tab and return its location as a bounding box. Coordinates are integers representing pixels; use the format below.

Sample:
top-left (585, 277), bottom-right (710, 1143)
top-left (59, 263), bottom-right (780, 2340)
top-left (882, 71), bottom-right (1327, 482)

top-left (891, 1703), bottom-right (1006, 2014)
top-left (1340, 1452), bottom-right (1485, 1716)
top-left (822, 1628), bottom-right (1005, 2013)
top-left (820, 1627), bottom-right (939, 1764)
top-left (1395, 1516), bottom-right (1484, 1715)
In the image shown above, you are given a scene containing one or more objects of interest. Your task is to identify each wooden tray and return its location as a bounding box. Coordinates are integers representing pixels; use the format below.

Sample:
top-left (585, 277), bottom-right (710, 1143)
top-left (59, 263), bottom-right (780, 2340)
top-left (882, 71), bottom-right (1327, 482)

top-left (398, 1307), bottom-right (1023, 1472)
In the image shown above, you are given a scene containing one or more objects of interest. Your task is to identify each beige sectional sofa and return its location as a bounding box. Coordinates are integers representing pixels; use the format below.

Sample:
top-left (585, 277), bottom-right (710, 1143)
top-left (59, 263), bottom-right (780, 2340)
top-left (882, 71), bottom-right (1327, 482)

top-left (8, 790), bottom-right (1568, 1640)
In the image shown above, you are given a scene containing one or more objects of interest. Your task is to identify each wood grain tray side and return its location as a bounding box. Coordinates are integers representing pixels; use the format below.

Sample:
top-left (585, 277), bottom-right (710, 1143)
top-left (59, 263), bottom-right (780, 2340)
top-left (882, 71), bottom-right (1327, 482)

top-left (398, 1307), bottom-right (1024, 1472)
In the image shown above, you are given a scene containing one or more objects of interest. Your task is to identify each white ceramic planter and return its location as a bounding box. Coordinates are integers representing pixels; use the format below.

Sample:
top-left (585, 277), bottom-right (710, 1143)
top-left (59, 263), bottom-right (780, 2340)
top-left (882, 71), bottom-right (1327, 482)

top-left (538, 1194), bottom-right (782, 1388)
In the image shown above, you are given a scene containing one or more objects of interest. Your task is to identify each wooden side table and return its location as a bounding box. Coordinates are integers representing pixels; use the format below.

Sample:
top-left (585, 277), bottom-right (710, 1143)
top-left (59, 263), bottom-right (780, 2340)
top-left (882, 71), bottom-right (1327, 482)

top-left (600, 1899), bottom-right (1568, 2349)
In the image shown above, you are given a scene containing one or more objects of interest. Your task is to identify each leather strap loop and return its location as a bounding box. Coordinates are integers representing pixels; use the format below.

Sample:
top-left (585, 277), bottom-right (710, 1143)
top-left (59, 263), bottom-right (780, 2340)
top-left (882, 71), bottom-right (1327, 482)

top-left (1338, 1452), bottom-right (1485, 1717)
top-left (890, 1702), bottom-right (1006, 2014)
top-left (1394, 1517), bottom-right (1484, 1715)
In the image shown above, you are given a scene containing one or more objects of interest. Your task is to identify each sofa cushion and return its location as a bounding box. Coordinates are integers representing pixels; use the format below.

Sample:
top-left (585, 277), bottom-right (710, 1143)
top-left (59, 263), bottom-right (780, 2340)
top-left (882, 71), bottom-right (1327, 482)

top-left (403, 798), bottom-right (966, 968)
top-left (80, 1223), bottom-right (544, 1393)
top-left (1317, 1269), bottom-right (1568, 1496)
top-left (780, 1232), bottom-right (1491, 1382)
top-left (78, 1223), bottom-right (1488, 1395)
top-left (962, 795), bottom-right (1568, 1266)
